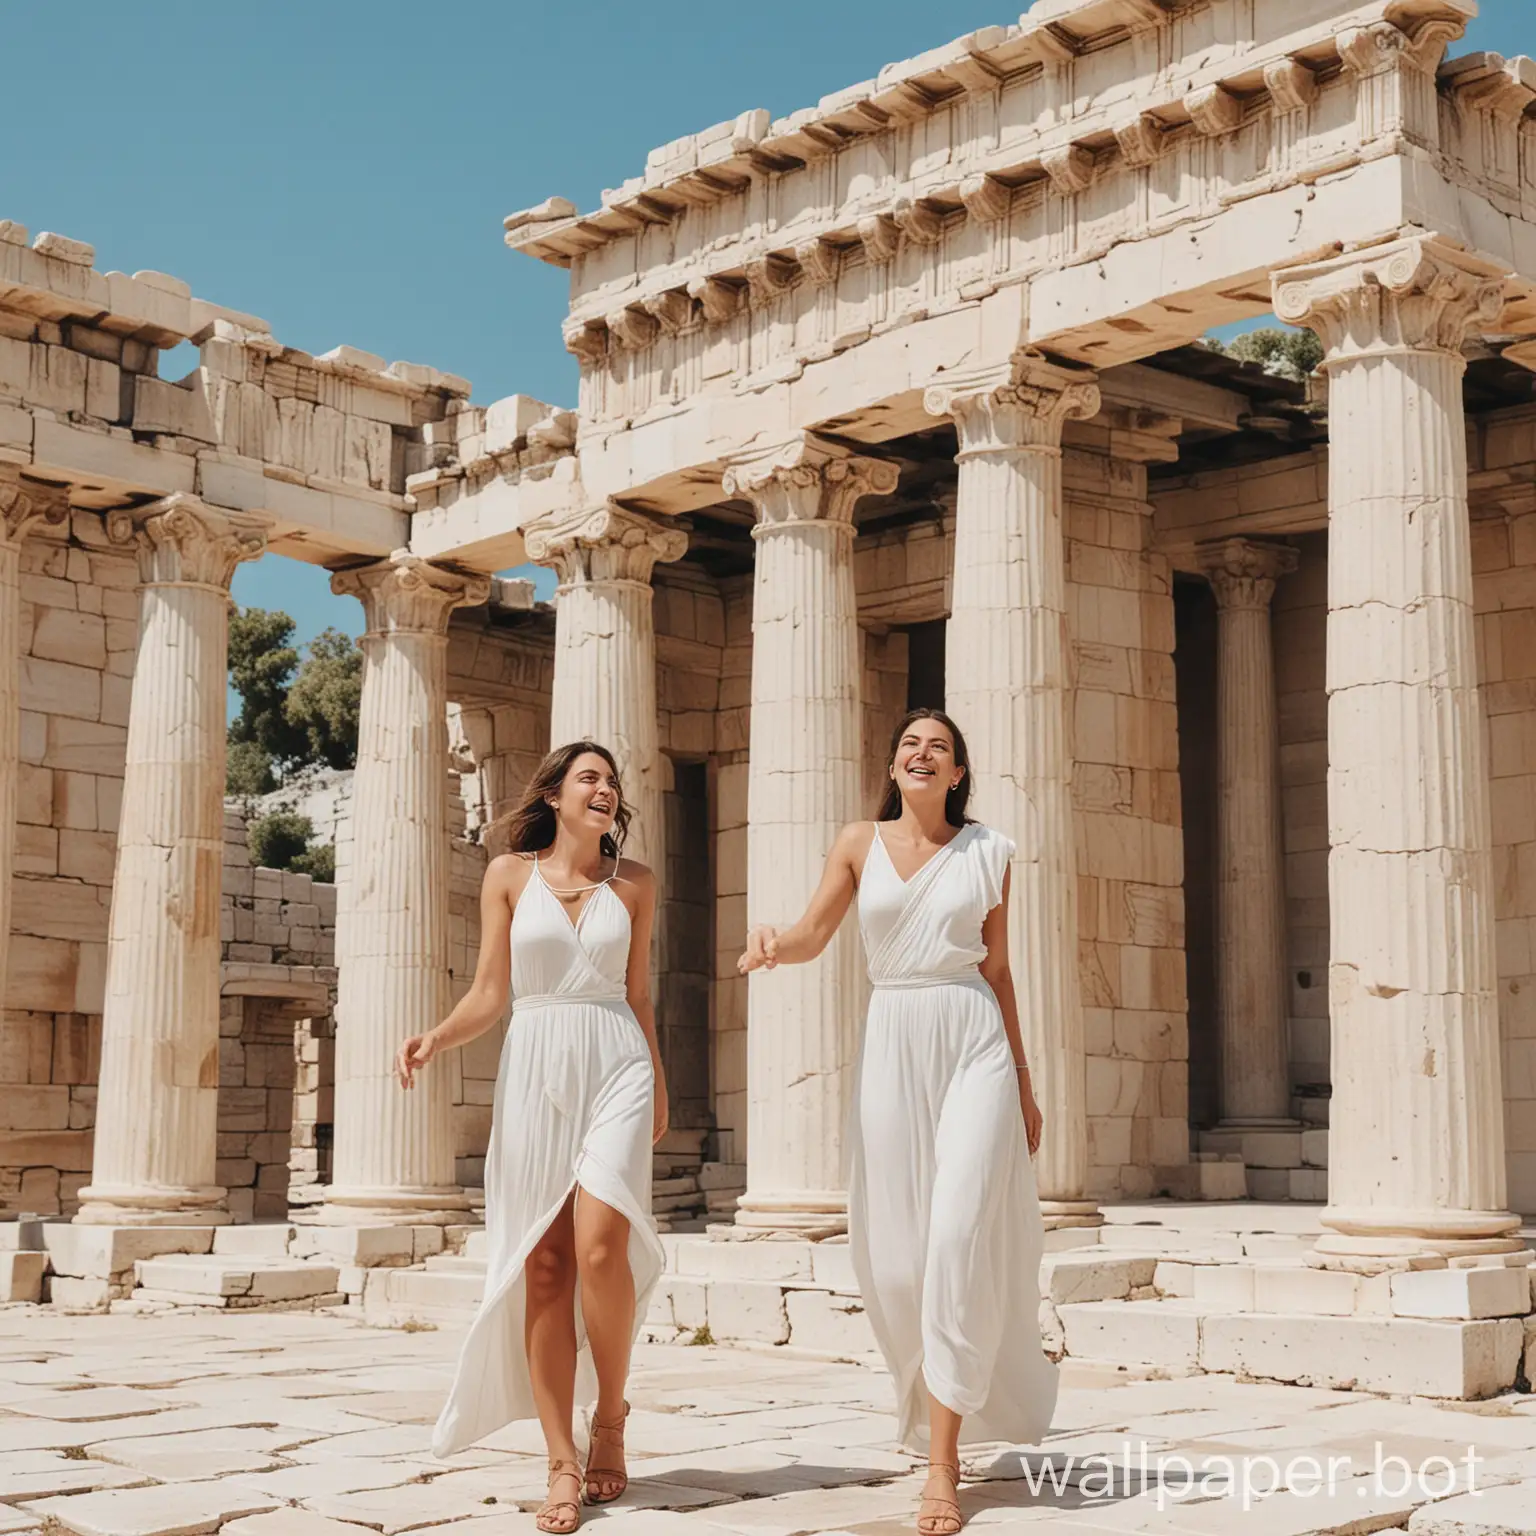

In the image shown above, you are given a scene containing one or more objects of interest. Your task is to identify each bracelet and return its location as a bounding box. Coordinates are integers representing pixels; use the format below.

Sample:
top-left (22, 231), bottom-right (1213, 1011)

top-left (1014, 1062), bottom-right (1030, 1075)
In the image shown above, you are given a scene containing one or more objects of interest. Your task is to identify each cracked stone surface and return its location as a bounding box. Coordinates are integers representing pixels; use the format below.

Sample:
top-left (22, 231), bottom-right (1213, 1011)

top-left (3, 1308), bottom-right (1536, 1534)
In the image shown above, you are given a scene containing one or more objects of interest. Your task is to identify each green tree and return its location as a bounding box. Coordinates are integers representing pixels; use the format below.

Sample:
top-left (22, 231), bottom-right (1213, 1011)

top-left (1203, 326), bottom-right (1323, 381)
top-left (226, 739), bottom-right (277, 797)
top-left (285, 628), bottom-right (362, 770)
top-left (291, 841), bottom-right (337, 882)
top-left (247, 810), bottom-right (314, 871)
top-left (227, 608), bottom-right (308, 778)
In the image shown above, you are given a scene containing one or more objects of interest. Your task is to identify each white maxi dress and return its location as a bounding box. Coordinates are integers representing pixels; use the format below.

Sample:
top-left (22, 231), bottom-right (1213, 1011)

top-left (850, 821), bottom-right (1059, 1454)
top-left (432, 860), bottom-right (664, 1458)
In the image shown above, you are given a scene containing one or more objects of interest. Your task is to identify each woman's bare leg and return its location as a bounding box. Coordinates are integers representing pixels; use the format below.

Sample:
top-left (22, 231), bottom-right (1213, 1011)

top-left (919, 1392), bottom-right (964, 1534)
top-left (574, 1188), bottom-right (635, 1498)
top-left (524, 1192), bottom-right (581, 1467)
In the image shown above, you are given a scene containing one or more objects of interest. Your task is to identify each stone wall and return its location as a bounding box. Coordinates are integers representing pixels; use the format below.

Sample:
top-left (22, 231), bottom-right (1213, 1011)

top-left (1, 514), bottom-right (134, 1218)
top-left (1470, 455), bottom-right (1536, 1215)
top-left (1064, 447), bottom-right (1188, 1201)
top-left (1272, 534), bottom-right (1331, 1128)
top-left (218, 805), bottom-right (337, 1221)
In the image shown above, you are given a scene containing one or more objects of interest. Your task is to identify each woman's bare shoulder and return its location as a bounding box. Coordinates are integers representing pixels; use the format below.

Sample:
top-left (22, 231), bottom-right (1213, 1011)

top-left (614, 856), bottom-right (655, 891)
top-left (485, 852), bottom-right (535, 893)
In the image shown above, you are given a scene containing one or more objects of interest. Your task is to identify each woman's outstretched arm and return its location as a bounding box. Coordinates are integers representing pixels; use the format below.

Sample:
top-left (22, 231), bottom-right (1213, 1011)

top-left (396, 855), bottom-right (521, 1088)
top-left (738, 822), bottom-right (867, 973)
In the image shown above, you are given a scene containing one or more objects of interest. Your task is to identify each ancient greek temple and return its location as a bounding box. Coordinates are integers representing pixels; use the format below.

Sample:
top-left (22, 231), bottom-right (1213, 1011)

top-left (5, 0), bottom-right (1536, 1395)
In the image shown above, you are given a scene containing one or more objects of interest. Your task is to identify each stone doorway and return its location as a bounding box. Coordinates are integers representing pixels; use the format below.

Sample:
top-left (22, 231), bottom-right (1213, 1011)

top-left (216, 982), bottom-right (333, 1222)
top-left (1173, 576), bottom-right (1219, 1134)
top-left (654, 758), bottom-right (713, 1228)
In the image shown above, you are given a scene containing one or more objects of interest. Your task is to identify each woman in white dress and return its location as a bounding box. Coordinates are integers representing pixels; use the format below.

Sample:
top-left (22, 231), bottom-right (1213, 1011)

top-left (739, 707), bottom-right (1057, 1536)
top-left (395, 740), bottom-right (668, 1534)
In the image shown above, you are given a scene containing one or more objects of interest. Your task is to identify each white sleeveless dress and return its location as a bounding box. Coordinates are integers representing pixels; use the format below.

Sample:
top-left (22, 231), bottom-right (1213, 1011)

top-left (432, 861), bottom-right (664, 1458)
top-left (850, 821), bottom-right (1058, 1454)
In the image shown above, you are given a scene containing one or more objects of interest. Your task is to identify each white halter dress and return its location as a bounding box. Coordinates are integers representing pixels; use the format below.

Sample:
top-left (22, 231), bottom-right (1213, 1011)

top-left (850, 821), bottom-right (1058, 1454)
top-left (432, 859), bottom-right (663, 1458)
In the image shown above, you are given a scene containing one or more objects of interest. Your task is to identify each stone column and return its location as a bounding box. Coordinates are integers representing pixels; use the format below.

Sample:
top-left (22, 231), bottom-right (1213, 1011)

top-left (0, 471), bottom-right (70, 1031)
top-left (1197, 537), bottom-right (1298, 1126)
top-left (926, 352), bottom-right (1103, 1230)
top-left (76, 496), bottom-right (268, 1226)
top-left (318, 551), bottom-right (490, 1226)
top-left (524, 504), bottom-right (686, 868)
top-left (1274, 236), bottom-right (1522, 1264)
top-left (724, 436), bottom-right (897, 1234)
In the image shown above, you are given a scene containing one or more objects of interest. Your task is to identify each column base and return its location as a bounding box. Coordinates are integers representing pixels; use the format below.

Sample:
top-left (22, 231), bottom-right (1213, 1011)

top-left (1310, 1205), bottom-right (1524, 1272)
top-left (1040, 1200), bottom-right (1104, 1231)
top-left (312, 1185), bottom-right (471, 1228)
top-left (73, 1185), bottom-right (230, 1227)
top-left (734, 1189), bottom-right (848, 1239)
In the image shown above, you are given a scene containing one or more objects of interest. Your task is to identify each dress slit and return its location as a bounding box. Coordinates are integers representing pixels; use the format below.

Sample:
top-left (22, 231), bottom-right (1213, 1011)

top-left (432, 866), bottom-right (661, 1459)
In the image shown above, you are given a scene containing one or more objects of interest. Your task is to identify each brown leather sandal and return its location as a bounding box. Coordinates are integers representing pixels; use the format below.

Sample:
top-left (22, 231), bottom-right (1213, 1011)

top-left (536, 1458), bottom-right (583, 1533)
top-left (917, 1460), bottom-right (964, 1535)
top-left (584, 1400), bottom-right (630, 1505)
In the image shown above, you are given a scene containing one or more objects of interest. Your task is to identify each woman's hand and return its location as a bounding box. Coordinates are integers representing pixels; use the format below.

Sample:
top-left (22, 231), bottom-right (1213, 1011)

top-left (652, 1078), bottom-right (671, 1147)
top-left (737, 925), bottom-right (780, 974)
top-left (1019, 1073), bottom-right (1043, 1158)
top-left (395, 1031), bottom-right (440, 1090)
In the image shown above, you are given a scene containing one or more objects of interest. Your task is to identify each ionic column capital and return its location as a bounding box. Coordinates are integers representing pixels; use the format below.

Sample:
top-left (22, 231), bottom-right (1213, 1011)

top-left (106, 494), bottom-right (268, 591)
top-left (1337, 17), bottom-right (1464, 79)
top-left (1272, 235), bottom-right (1507, 365)
top-left (331, 549), bottom-right (491, 635)
top-left (524, 502), bottom-right (687, 589)
top-left (0, 467), bottom-right (71, 546)
top-left (722, 435), bottom-right (898, 537)
top-left (924, 349), bottom-right (1100, 456)
top-left (1197, 538), bottom-right (1299, 611)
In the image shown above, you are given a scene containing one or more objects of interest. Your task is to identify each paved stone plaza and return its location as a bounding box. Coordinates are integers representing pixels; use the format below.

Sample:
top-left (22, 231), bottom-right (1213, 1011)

top-left (0, 1310), bottom-right (1534, 1536)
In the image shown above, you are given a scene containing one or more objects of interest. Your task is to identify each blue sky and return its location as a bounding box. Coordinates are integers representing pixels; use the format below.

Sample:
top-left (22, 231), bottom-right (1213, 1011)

top-left (5, 0), bottom-right (1526, 657)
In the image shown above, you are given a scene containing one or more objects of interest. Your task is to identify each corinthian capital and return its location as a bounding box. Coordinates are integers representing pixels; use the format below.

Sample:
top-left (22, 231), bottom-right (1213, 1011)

top-left (1272, 236), bottom-right (1507, 363)
top-left (924, 349), bottom-right (1100, 453)
top-left (106, 494), bottom-right (268, 590)
top-left (0, 468), bottom-right (70, 546)
top-left (331, 549), bottom-right (491, 634)
top-left (1197, 538), bottom-right (1299, 611)
top-left (524, 503), bottom-right (687, 588)
top-left (721, 436), bottom-right (899, 535)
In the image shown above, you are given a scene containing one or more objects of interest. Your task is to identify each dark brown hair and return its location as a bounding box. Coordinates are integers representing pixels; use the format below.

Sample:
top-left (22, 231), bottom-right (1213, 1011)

top-left (875, 708), bottom-right (973, 826)
top-left (494, 740), bottom-right (631, 859)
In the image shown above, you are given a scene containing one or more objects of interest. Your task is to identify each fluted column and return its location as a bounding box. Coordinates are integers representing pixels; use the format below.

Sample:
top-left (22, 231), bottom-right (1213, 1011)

top-left (524, 504), bottom-right (686, 868)
top-left (725, 436), bottom-right (897, 1234)
top-left (1197, 538), bottom-right (1298, 1125)
top-left (1274, 236), bottom-right (1522, 1264)
top-left (76, 496), bottom-right (268, 1225)
top-left (0, 472), bottom-right (70, 1036)
top-left (318, 552), bottom-right (490, 1225)
top-left (926, 352), bottom-right (1103, 1230)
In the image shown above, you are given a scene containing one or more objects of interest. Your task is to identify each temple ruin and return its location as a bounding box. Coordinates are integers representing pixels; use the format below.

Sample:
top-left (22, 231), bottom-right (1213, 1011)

top-left (5, 0), bottom-right (1536, 1397)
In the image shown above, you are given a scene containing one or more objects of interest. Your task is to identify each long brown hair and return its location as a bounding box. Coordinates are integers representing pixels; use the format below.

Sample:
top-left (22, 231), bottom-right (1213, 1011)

top-left (494, 741), bottom-right (631, 859)
top-left (875, 708), bottom-right (973, 826)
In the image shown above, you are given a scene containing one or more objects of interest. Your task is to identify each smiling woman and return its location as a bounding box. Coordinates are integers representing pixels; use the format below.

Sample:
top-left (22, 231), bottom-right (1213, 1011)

top-left (390, 739), bottom-right (669, 1534)
top-left (738, 707), bottom-right (1057, 1536)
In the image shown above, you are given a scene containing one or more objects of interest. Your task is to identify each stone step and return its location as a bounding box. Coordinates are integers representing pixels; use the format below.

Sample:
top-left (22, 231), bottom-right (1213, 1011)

top-left (361, 1266), bottom-right (486, 1324)
top-left (211, 1224), bottom-right (296, 1256)
top-left (1058, 1281), bottom-right (1533, 1398)
top-left (423, 1254), bottom-right (486, 1275)
top-left (0, 1250), bottom-right (46, 1303)
top-left (132, 1255), bottom-right (341, 1307)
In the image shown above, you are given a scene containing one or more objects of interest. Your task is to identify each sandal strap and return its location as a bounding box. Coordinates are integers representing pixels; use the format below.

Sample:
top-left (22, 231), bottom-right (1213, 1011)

top-left (590, 1400), bottom-right (630, 1438)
